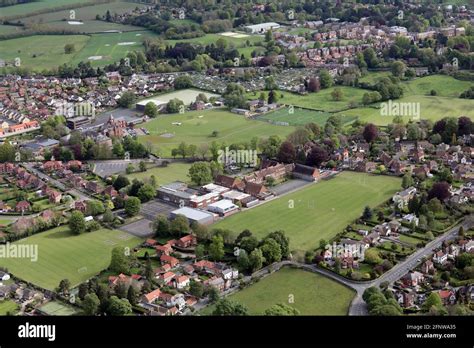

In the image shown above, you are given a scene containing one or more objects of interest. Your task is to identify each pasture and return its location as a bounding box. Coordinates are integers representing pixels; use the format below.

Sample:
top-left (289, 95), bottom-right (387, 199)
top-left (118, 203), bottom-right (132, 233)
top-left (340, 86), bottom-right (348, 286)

top-left (257, 107), bottom-right (355, 126)
top-left (401, 75), bottom-right (473, 98)
top-left (137, 89), bottom-right (220, 107)
top-left (275, 86), bottom-right (369, 112)
top-left (0, 0), bottom-right (93, 19)
top-left (202, 267), bottom-right (355, 315)
top-left (213, 172), bottom-right (401, 252)
top-left (0, 226), bottom-right (142, 290)
top-left (336, 95), bottom-right (474, 126)
top-left (138, 109), bottom-right (295, 157)
top-left (0, 35), bottom-right (90, 70)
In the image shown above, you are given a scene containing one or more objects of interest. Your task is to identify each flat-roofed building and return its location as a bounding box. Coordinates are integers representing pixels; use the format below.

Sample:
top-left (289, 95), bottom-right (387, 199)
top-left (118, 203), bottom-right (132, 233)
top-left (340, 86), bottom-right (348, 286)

top-left (169, 207), bottom-right (214, 225)
top-left (207, 199), bottom-right (239, 216)
top-left (244, 22), bottom-right (281, 34)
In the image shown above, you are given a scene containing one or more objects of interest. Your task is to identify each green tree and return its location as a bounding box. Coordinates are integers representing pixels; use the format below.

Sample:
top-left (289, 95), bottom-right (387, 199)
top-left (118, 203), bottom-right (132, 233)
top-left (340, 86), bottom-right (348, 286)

top-left (64, 43), bottom-right (75, 54)
top-left (152, 215), bottom-right (170, 237)
top-left (319, 69), bottom-right (333, 88)
top-left (124, 197), bottom-right (141, 216)
top-left (189, 281), bottom-right (204, 298)
top-left (188, 161), bottom-right (212, 186)
top-left (82, 293), bottom-right (100, 315)
top-left (208, 235), bottom-right (225, 261)
top-left (144, 102), bottom-right (158, 118)
top-left (264, 303), bottom-right (300, 316)
top-left (127, 286), bottom-right (137, 306)
top-left (402, 173), bottom-right (414, 189)
top-left (362, 206), bottom-right (373, 220)
top-left (422, 292), bottom-right (443, 312)
top-left (69, 211), bottom-right (86, 235)
top-left (109, 247), bottom-right (130, 274)
top-left (137, 184), bottom-right (155, 202)
top-left (107, 296), bottom-right (132, 316)
top-left (170, 214), bottom-right (189, 236)
top-left (212, 298), bottom-right (248, 316)
top-left (118, 91), bottom-right (136, 108)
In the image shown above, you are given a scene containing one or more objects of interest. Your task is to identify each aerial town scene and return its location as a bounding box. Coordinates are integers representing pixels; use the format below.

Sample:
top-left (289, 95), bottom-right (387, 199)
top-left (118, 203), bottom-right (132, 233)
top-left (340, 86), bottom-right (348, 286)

top-left (0, 0), bottom-right (473, 334)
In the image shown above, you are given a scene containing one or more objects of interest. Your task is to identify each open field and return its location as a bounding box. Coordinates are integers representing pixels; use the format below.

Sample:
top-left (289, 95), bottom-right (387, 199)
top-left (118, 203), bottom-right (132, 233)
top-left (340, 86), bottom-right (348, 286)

top-left (0, 226), bottom-right (142, 290)
top-left (274, 87), bottom-right (369, 112)
top-left (213, 172), bottom-right (401, 252)
top-left (257, 107), bottom-right (355, 126)
top-left (126, 162), bottom-right (191, 184)
top-left (0, 300), bottom-right (19, 315)
top-left (71, 30), bottom-right (158, 67)
top-left (22, 1), bottom-right (147, 33)
top-left (0, 34), bottom-right (90, 70)
top-left (358, 71), bottom-right (392, 85)
top-left (137, 89), bottom-right (220, 107)
top-left (0, 0), bottom-right (93, 19)
top-left (139, 109), bottom-right (295, 157)
top-left (202, 267), bottom-right (355, 315)
top-left (336, 95), bottom-right (474, 126)
top-left (402, 75), bottom-right (473, 98)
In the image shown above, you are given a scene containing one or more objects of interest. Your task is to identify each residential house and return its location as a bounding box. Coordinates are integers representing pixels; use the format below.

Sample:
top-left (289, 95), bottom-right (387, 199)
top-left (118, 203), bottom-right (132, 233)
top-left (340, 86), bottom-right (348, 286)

top-left (392, 187), bottom-right (417, 208)
top-left (421, 260), bottom-right (434, 274)
top-left (433, 250), bottom-right (448, 265)
top-left (173, 275), bottom-right (190, 289)
top-left (15, 200), bottom-right (30, 213)
top-left (176, 235), bottom-right (197, 249)
top-left (438, 289), bottom-right (456, 305)
top-left (160, 254), bottom-right (179, 268)
top-left (402, 271), bottom-right (424, 287)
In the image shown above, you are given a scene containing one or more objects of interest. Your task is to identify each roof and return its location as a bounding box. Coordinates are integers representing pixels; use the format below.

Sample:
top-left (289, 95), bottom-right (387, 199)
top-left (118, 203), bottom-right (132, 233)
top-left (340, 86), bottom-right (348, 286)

top-left (207, 199), bottom-right (238, 210)
top-left (221, 190), bottom-right (250, 200)
top-left (171, 207), bottom-right (214, 221)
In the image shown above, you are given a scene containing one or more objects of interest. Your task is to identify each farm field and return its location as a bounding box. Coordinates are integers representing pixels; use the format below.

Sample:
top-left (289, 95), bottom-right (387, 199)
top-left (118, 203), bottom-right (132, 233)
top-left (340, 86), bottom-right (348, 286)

top-left (0, 0), bottom-right (93, 19)
top-left (0, 34), bottom-right (90, 70)
top-left (202, 267), bottom-right (355, 315)
top-left (126, 162), bottom-right (191, 184)
top-left (0, 226), bottom-right (142, 290)
top-left (257, 107), bottom-right (355, 126)
top-left (274, 86), bottom-right (369, 112)
top-left (213, 171), bottom-right (401, 252)
top-left (358, 71), bottom-right (392, 85)
top-left (0, 300), bottom-right (19, 315)
top-left (138, 109), bottom-right (295, 157)
top-left (336, 95), bottom-right (474, 126)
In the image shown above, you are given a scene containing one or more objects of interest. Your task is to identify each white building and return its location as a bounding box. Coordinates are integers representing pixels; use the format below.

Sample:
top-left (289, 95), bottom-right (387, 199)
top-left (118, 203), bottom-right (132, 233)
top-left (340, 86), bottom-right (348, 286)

top-left (207, 200), bottom-right (239, 216)
top-left (244, 22), bottom-right (280, 34)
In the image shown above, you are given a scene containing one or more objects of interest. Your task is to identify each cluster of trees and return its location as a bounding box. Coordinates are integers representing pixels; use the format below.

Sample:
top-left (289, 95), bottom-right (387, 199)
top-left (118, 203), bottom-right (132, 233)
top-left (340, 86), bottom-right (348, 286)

top-left (432, 116), bottom-right (472, 144)
top-left (362, 286), bottom-right (403, 316)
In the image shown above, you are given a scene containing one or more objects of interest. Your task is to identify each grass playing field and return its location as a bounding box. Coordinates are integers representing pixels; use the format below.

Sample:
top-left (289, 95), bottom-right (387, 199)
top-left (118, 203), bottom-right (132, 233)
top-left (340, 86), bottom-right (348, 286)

top-left (138, 109), bottom-right (295, 157)
top-left (257, 106), bottom-right (355, 126)
top-left (274, 86), bottom-right (369, 112)
top-left (213, 172), bottom-right (401, 252)
top-left (336, 95), bottom-right (474, 126)
top-left (202, 267), bottom-right (355, 315)
top-left (401, 75), bottom-right (473, 98)
top-left (0, 226), bottom-right (142, 290)
top-left (126, 162), bottom-right (191, 184)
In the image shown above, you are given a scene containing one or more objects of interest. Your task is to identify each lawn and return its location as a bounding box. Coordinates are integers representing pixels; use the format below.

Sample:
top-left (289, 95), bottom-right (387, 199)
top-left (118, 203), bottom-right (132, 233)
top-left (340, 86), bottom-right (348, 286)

top-left (202, 267), bottom-right (355, 315)
top-left (399, 234), bottom-right (424, 246)
top-left (126, 162), bottom-right (191, 184)
top-left (359, 71), bottom-right (392, 85)
top-left (0, 299), bottom-right (19, 315)
top-left (257, 106), bottom-right (355, 127)
top-left (0, 34), bottom-right (90, 70)
top-left (336, 95), bottom-right (474, 126)
top-left (213, 172), bottom-right (401, 252)
top-left (0, 226), bottom-right (142, 290)
top-left (273, 87), bottom-right (369, 112)
top-left (139, 109), bottom-right (295, 157)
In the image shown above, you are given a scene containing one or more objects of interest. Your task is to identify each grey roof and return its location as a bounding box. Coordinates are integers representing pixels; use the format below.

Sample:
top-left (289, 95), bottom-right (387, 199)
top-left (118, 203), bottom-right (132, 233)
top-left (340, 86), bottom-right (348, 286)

top-left (171, 207), bottom-right (213, 221)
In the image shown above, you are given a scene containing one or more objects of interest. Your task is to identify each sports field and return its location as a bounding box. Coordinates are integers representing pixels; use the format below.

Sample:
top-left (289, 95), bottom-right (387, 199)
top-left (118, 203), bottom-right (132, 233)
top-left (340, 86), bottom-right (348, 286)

top-left (258, 107), bottom-right (355, 126)
top-left (0, 226), bottom-right (142, 290)
top-left (139, 109), bottom-right (295, 157)
top-left (126, 162), bottom-right (191, 184)
top-left (202, 267), bottom-right (355, 315)
top-left (213, 172), bottom-right (401, 252)
top-left (336, 95), bottom-right (474, 126)
top-left (275, 86), bottom-right (369, 112)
